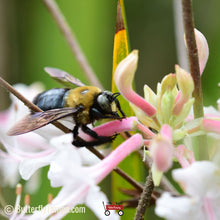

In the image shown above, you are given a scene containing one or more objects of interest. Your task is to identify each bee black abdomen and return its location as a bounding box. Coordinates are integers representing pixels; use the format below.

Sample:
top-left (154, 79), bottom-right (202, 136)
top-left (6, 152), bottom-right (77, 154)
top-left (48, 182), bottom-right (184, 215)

top-left (33, 88), bottom-right (70, 111)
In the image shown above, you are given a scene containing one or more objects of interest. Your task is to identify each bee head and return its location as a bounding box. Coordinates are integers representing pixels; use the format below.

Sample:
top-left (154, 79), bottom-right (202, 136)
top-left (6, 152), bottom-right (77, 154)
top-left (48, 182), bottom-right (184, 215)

top-left (96, 91), bottom-right (125, 119)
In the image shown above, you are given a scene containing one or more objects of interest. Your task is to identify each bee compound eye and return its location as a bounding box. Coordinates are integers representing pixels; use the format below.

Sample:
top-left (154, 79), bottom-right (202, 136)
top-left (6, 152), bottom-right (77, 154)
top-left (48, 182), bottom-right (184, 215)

top-left (97, 93), bottom-right (111, 112)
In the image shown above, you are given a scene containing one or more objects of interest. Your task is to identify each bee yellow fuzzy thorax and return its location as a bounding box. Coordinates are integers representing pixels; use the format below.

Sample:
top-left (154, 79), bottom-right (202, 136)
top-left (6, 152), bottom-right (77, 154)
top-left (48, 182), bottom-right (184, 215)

top-left (65, 86), bottom-right (102, 108)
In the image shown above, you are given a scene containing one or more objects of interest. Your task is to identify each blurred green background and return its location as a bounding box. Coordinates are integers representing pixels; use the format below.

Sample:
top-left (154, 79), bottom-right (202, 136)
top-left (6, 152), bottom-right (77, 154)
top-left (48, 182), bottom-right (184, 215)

top-left (1, 0), bottom-right (220, 110)
top-left (0, 0), bottom-right (220, 219)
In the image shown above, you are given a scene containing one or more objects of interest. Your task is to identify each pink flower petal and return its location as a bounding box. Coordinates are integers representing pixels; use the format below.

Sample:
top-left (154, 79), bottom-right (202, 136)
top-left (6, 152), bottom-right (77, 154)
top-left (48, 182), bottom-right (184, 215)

top-left (202, 118), bottom-right (220, 134)
top-left (92, 134), bottom-right (143, 182)
top-left (114, 50), bottom-right (156, 117)
top-left (150, 125), bottom-right (174, 172)
top-left (195, 28), bottom-right (209, 75)
top-left (78, 116), bottom-right (138, 141)
top-left (175, 145), bottom-right (195, 168)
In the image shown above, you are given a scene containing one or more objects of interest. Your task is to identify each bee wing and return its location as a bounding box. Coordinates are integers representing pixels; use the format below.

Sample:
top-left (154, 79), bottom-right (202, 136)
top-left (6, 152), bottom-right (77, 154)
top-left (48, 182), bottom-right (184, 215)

top-left (7, 107), bottom-right (81, 136)
top-left (44, 67), bottom-right (85, 87)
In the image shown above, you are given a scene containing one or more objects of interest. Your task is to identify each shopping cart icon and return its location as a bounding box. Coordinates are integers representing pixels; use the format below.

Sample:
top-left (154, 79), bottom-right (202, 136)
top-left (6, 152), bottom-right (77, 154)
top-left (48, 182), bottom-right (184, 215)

top-left (102, 201), bottom-right (124, 216)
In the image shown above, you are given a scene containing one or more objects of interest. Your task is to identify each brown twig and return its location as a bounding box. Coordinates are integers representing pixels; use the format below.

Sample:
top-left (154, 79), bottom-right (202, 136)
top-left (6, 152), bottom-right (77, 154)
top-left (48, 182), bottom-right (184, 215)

top-left (42, 0), bottom-right (103, 90)
top-left (87, 147), bottom-right (143, 191)
top-left (181, 0), bottom-right (208, 160)
top-left (0, 77), bottom-right (70, 134)
top-left (0, 76), bottom-right (143, 192)
top-left (138, 150), bottom-right (179, 195)
top-left (134, 170), bottom-right (154, 220)
top-left (181, 0), bottom-right (204, 118)
top-left (114, 167), bottom-right (143, 192)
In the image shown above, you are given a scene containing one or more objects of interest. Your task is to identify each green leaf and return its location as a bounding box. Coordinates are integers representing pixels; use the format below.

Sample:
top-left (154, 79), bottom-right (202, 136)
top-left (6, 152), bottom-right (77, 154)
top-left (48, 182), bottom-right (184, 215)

top-left (111, 1), bottom-right (145, 213)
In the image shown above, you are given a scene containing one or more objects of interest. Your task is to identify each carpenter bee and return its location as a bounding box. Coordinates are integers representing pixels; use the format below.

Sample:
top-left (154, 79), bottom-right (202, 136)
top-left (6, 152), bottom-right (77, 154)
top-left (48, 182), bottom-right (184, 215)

top-left (7, 68), bottom-right (125, 147)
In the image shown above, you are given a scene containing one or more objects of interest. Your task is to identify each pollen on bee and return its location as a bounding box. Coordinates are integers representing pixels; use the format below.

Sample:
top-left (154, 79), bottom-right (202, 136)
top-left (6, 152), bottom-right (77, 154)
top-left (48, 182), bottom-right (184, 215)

top-left (111, 102), bottom-right (117, 112)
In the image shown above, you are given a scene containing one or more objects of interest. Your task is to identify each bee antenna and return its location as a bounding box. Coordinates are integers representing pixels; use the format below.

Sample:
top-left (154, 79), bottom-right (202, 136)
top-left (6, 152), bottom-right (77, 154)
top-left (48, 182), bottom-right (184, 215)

top-left (113, 92), bottom-right (120, 100)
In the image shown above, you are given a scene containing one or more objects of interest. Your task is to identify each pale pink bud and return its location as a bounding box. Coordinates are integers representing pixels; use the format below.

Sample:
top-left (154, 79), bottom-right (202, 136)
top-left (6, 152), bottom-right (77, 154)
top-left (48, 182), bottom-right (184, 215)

top-left (184, 29), bottom-right (209, 75)
top-left (150, 125), bottom-right (174, 172)
top-left (195, 28), bottom-right (209, 75)
top-left (175, 65), bottom-right (194, 99)
top-left (173, 65), bottom-right (194, 116)
top-left (114, 50), bottom-right (156, 117)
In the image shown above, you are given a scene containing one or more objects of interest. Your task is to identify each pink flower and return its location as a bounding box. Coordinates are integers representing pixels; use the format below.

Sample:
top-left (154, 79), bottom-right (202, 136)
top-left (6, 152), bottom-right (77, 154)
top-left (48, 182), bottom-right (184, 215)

top-left (114, 50), bottom-right (196, 184)
top-left (114, 50), bottom-right (195, 131)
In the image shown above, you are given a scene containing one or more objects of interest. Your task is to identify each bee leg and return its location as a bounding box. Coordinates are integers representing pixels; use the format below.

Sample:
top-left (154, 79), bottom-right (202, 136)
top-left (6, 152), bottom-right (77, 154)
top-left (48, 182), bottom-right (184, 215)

top-left (72, 134), bottom-right (117, 147)
top-left (91, 108), bottom-right (111, 120)
top-left (91, 108), bottom-right (122, 120)
top-left (72, 125), bottom-right (117, 147)
top-left (81, 124), bottom-right (99, 139)
top-left (115, 99), bottom-right (126, 118)
top-left (73, 124), bottom-right (79, 138)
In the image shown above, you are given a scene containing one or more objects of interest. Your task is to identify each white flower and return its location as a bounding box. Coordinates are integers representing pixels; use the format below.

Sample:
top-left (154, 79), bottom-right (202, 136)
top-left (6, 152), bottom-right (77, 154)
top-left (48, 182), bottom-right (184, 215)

top-left (27, 134), bottom-right (143, 219)
top-left (156, 161), bottom-right (220, 220)
top-left (0, 82), bottom-right (144, 219)
top-left (0, 83), bottom-right (44, 188)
